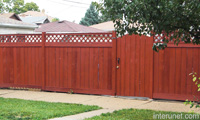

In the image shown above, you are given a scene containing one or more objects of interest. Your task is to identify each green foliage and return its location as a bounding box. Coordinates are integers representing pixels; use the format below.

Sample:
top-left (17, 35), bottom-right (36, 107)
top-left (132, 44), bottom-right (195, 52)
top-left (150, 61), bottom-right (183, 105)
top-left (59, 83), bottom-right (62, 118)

top-left (0, 97), bottom-right (100, 119)
top-left (68, 89), bottom-right (74, 94)
top-left (79, 2), bottom-right (100, 26)
top-left (0, 0), bottom-right (40, 14)
top-left (184, 72), bottom-right (200, 109)
top-left (12, 0), bottom-right (25, 14)
top-left (52, 17), bottom-right (60, 22)
top-left (96, 0), bottom-right (200, 51)
top-left (23, 2), bottom-right (40, 12)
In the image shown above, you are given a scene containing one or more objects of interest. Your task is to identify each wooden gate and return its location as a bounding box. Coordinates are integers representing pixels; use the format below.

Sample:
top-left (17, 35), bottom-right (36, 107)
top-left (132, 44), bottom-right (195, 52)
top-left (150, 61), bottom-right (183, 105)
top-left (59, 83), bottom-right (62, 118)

top-left (116, 34), bottom-right (154, 98)
top-left (0, 32), bottom-right (116, 95)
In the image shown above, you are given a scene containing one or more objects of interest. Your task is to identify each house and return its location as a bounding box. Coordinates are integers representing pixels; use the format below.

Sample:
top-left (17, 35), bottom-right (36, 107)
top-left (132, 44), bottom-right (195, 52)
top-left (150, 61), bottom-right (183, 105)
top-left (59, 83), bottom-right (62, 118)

top-left (90, 21), bottom-right (115, 32)
top-left (19, 10), bottom-right (54, 22)
top-left (0, 15), bottom-right (38, 34)
top-left (35, 20), bottom-right (104, 33)
top-left (1, 13), bottom-right (21, 21)
top-left (20, 16), bottom-right (50, 25)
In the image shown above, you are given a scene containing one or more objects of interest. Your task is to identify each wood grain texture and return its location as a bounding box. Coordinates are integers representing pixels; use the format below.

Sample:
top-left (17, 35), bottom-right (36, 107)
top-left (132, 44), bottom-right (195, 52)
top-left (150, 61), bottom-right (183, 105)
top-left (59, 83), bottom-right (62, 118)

top-left (116, 34), bottom-right (154, 98)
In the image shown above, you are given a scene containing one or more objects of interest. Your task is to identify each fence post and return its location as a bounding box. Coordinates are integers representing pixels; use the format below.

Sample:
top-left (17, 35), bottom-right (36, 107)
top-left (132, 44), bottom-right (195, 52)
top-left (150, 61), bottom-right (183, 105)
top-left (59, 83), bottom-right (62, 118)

top-left (112, 31), bottom-right (117, 95)
top-left (42, 32), bottom-right (46, 90)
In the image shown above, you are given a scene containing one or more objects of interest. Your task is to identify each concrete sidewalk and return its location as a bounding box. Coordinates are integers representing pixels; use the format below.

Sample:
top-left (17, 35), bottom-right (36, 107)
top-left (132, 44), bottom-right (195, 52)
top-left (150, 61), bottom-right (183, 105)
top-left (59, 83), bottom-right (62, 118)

top-left (0, 89), bottom-right (199, 120)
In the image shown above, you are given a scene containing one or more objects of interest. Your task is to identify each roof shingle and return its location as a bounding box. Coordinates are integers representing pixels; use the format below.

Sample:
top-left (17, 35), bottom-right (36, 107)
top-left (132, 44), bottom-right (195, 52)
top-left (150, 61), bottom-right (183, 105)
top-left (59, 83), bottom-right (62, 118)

top-left (35, 20), bottom-right (104, 33)
top-left (0, 15), bottom-right (37, 27)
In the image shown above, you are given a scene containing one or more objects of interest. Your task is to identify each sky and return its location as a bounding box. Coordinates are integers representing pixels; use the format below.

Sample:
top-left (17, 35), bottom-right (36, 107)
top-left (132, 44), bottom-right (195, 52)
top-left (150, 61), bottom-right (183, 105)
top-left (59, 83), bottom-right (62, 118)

top-left (24, 0), bottom-right (98, 24)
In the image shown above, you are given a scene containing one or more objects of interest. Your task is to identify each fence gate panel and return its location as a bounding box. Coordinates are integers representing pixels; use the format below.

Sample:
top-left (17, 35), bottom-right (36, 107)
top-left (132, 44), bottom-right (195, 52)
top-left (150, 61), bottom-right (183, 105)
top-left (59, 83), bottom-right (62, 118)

top-left (116, 34), bottom-right (154, 98)
top-left (0, 34), bottom-right (43, 89)
top-left (44, 33), bottom-right (116, 95)
top-left (0, 32), bottom-right (116, 95)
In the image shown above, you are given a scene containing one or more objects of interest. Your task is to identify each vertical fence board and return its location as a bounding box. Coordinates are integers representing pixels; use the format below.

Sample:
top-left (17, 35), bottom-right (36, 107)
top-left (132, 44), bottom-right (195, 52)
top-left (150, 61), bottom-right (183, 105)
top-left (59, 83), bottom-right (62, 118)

top-left (130, 35), bottom-right (136, 96)
top-left (169, 48), bottom-right (176, 94)
top-left (80, 48), bottom-right (85, 88)
top-left (89, 48), bottom-right (94, 89)
top-left (125, 35), bottom-right (130, 96)
top-left (55, 48), bottom-right (60, 87)
top-left (103, 48), bottom-right (109, 90)
top-left (175, 49), bottom-right (182, 94)
top-left (116, 37), bottom-right (121, 95)
top-left (93, 48), bottom-right (99, 89)
top-left (24, 48), bottom-right (29, 86)
top-left (63, 48), bottom-right (68, 88)
top-left (192, 48), bottom-right (199, 95)
top-left (140, 35), bottom-right (145, 97)
top-left (180, 48), bottom-right (187, 95)
top-left (99, 48), bottom-right (104, 89)
top-left (0, 48), bottom-right (3, 84)
top-left (59, 48), bottom-right (64, 87)
top-left (120, 35), bottom-right (126, 96)
top-left (21, 48), bottom-right (25, 85)
top-left (163, 49), bottom-right (170, 93)
top-left (85, 48), bottom-right (90, 89)
top-left (186, 49), bottom-right (193, 95)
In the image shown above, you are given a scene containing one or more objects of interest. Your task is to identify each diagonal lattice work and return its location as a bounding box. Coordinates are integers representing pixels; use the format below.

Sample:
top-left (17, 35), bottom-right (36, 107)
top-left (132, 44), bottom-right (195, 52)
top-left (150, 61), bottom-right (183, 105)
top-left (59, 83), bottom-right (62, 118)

top-left (0, 34), bottom-right (42, 43)
top-left (46, 33), bottom-right (113, 43)
top-left (0, 33), bottom-right (113, 43)
top-left (154, 33), bottom-right (188, 44)
top-left (154, 34), bottom-right (164, 43)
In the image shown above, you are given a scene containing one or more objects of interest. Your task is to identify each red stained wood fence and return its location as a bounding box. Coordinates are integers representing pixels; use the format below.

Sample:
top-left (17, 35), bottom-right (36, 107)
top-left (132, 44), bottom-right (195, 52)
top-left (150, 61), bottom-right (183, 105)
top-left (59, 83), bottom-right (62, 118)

top-left (116, 34), bottom-right (154, 98)
top-left (153, 35), bottom-right (200, 101)
top-left (116, 34), bottom-right (200, 101)
top-left (0, 32), bottom-right (199, 101)
top-left (0, 32), bottom-right (116, 95)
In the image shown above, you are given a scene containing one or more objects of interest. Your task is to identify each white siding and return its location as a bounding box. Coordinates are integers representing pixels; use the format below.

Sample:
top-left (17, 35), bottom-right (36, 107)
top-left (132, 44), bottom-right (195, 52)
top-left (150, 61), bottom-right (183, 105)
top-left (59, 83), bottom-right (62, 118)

top-left (0, 27), bottom-right (35, 34)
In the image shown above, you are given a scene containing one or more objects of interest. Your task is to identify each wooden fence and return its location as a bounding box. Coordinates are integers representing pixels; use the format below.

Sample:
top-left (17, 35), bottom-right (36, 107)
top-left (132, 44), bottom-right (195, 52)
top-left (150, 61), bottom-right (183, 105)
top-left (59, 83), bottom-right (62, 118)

top-left (116, 34), bottom-right (200, 101)
top-left (116, 34), bottom-right (154, 98)
top-left (0, 32), bottom-right (199, 101)
top-left (0, 32), bottom-right (116, 95)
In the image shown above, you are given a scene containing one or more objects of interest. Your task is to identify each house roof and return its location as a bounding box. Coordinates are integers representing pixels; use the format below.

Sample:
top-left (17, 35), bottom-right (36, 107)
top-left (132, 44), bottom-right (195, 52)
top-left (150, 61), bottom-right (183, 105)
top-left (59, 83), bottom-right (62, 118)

top-left (35, 20), bottom-right (104, 33)
top-left (20, 16), bottom-right (49, 25)
top-left (19, 11), bottom-right (54, 21)
top-left (90, 21), bottom-right (115, 31)
top-left (0, 15), bottom-right (38, 29)
top-left (1, 13), bottom-right (21, 21)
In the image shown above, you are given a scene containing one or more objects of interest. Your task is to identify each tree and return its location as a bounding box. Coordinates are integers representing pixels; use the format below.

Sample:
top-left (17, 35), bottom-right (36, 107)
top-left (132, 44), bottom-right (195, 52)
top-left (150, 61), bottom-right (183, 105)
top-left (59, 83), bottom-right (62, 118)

top-left (99, 12), bottom-right (111, 23)
top-left (96, 0), bottom-right (200, 51)
top-left (0, 0), bottom-right (40, 14)
top-left (23, 2), bottom-right (40, 12)
top-left (79, 2), bottom-right (100, 26)
top-left (52, 18), bottom-right (59, 22)
top-left (12, 0), bottom-right (25, 14)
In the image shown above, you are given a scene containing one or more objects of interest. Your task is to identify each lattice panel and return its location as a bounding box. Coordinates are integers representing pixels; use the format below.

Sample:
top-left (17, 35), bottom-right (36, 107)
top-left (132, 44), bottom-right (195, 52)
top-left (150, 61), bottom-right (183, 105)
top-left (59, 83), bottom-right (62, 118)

top-left (154, 34), bottom-right (164, 43)
top-left (46, 33), bottom-right (113, 43)
top-left (0, 34), bottom-right (42, 43)
top-left (154, 33), bottom-right (187, 44)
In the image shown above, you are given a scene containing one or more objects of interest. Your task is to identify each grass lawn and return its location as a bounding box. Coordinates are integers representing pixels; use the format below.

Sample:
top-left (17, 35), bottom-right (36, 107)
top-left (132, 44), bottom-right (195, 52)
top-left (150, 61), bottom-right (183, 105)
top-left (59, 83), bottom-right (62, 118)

top-left (0, 97), bottom-right (100, 120)
top-left (86, 109), bottom-right (200, 120)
